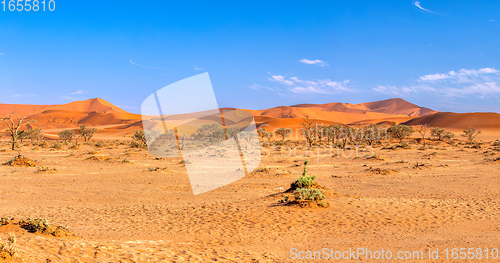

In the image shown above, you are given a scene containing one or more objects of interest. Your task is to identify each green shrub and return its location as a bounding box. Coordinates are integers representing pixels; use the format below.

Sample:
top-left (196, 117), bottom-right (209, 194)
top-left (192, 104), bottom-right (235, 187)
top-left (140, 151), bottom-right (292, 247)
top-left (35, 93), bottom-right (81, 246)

top-left (293, 188), bottom-right (326, 207)
top-left (289, 159), bottom-right (316, 189)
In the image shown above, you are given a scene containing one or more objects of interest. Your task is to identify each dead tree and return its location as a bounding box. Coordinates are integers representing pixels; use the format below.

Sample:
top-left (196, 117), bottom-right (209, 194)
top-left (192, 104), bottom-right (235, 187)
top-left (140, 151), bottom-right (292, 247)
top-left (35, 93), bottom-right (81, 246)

top-left (1, 114), bottom-right (37, 150)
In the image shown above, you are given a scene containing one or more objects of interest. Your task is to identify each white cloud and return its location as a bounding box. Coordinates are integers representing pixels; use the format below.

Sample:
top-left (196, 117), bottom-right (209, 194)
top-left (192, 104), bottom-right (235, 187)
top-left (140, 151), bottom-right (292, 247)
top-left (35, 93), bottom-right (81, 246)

top-left (374, 67), bottom-right (500, 98)
top-left (419, 67), bottom-right (499, 83)
top-left (268, 75), bottom-right (351, 95)
top-left (412, 0), bottom-right (436, 13)
top-left (419, 73), bottom-right (451, 81)
top-left (71, 90), bottom-right (86, 95)
top-left (0, 53), bottom-right (4, 56)
top-left (269, 75), bottom-right (294, 85)
top-left (130, 60), bottom-right (164, 70)
top-left (194, 65), bottom-right (204, 71)
top-left (299, 59), bottom-right (328, 67)
top-left (248, 83), bottom-right (278, 91)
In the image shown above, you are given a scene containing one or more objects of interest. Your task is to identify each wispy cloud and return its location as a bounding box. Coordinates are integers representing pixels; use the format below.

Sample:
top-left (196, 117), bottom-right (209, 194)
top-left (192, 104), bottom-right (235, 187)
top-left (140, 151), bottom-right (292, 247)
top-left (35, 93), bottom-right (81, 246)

top-left (374, 67), bottom-right (500, 98)
top-left (247, 83), bottom-right (279, 92)
top-left (268, 75), bottom-right (351, 95)
top-left (194, 65), bottom-right (204, 71)
top-left (130, 60), bottom-right (164, 70)
top-left (71, 90), bottom-right (86, 95)
top-left (60, 96), bottom-right (76, 101)
top-left (0, 53), bottom-right (4, 56)
top-left (299, 59), bottom-right (328, 67)
top-left (412, 0), bottom-right (436, 14)
top-left (419, 68), bottom-right (499, 83)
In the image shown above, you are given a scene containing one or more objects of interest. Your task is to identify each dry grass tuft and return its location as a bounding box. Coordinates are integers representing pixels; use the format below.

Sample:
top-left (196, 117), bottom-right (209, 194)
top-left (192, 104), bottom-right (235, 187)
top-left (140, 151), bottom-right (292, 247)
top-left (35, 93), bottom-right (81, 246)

top-left (366, 167), bottom-right (398, 175)
top-left (19, 218), bottom-right (78, 238)
top-left (0, 233), bottom-right (18, 259)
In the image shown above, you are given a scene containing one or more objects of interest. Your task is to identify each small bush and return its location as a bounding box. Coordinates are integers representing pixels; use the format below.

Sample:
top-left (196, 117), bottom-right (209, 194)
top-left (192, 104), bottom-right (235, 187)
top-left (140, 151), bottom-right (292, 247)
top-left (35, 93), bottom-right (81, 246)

top-left (130, 141), bottom-right (144, 149)
top-left (19, 218), bottom-right (77, 238)
top-left (275, 140), bottom-right (285, 146)
top-left (50, 142), bottom-right (62, 149)
top-left (397, 142), bottom-right (411, 149)
top-left (2, 155), bottom-right (36, 167)
top-left (0, 216), bottom-right (13, 226)
top-left (293, 188), bottom-right (326, 207)
top-left (19, 218), bottom-right (49, 233)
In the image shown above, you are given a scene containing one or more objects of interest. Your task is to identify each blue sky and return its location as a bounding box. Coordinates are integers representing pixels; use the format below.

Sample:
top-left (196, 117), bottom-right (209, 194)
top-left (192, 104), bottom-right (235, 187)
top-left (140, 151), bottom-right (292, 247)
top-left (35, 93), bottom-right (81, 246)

top-left (0, 0), bottom-right (499, 113)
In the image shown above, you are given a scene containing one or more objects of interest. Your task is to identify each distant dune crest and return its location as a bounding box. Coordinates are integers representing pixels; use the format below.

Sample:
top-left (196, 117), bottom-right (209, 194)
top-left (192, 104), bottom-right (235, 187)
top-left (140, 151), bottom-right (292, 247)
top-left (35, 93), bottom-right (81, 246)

top-left (0, 97), bottom-right (498, 130)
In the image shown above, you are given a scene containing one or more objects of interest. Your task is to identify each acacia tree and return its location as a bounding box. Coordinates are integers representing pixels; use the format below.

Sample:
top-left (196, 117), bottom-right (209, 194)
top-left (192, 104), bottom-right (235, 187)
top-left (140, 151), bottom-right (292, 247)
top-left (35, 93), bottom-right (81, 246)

top-left (1, 114), bottom-right (37, 150)
top-left (387, 124), bottom-right (414, 143)
top-left (58, 129), bottom-right (75, 144)
top-left (79, 124), bottom-right (97, 142)
top-left (415, 124), bottom-right (430, 147)
top-left (275, 128), bottom-right (292, 141)
top-left (257, 128), bottom-right (272, 142)
top-left (301, 118), bottom-right (317, 148)
top-left (430, 127), bottom-right (454, 141)
top-left (327, 124), bottom-right (342, 145)
top-left (461, 127), bottom-right (481, 144)
top-left (338, 125), bottom-right (354, 149)
top-left (364, 124), bottom-right (387, 145)
top-left (27, 128), bottom-right (43, 144)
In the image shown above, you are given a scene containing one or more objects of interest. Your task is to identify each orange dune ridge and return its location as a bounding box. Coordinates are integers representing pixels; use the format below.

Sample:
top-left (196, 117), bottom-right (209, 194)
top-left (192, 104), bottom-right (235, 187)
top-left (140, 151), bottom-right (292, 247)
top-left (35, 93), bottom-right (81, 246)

top-left (403, 112), bottom-right (500, 130)
top-left (1, 97), bottom-right (500, 140)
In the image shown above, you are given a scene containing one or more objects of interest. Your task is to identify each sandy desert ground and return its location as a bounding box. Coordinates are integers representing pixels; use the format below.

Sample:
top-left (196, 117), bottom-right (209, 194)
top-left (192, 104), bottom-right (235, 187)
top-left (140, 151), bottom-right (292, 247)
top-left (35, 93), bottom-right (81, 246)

top-left (0, 135), bottom-right (498, 262)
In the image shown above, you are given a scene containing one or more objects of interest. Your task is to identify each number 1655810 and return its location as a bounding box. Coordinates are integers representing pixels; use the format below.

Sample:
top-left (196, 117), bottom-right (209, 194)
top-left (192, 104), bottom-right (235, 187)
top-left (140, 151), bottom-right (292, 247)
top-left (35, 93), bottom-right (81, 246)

top-left (2, 0), bottom-right (55, 12)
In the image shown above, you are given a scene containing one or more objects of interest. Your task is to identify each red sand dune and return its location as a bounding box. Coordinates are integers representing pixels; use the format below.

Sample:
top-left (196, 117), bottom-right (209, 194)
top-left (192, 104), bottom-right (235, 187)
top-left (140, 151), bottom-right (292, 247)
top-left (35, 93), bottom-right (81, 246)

top-left (0, 98), bottom-right (141, 130)
top-left (403, 112), bottom-right (500, 130)
top-left (292, 98), bottom-right (436, 117)
top-left (1, 98), bottom-right (499, 138)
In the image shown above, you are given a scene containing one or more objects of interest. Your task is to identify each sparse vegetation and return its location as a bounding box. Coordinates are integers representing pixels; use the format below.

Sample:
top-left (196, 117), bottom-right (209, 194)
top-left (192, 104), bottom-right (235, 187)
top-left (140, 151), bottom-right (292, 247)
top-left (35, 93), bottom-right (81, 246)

top-left (0, 233), bottom-right (18, 259)
top-left (461, 127), bottom-right (481, 144)
top-left (0, 216), bottom-right (13, 226)
top-left (301, 118), bottom-right (318, 148)
top-left (275, 128), bottom-right (292, 141)
top-left (257, 128), bottom-right (272, 144)
top-left (293, 188), bottom-right (326, 206)
top-left (431, 127), bottom-right (454, 141)
top-left (19, 218), bottom-right (77, 237)
top-left (79, 124), bottom-right (97, 142)
top-left (282, 159), bottom-right (328, 207)
top-left (415, 124), bottom-right (430, 148)
top-left (58, 129), bottom-right (75, 144)
top-left (1, 114), bottom-right (37, 150)
top-left (388, 125), bottom-right (414, 143)
top-left (132, 130), bottom-right (147, 146)
top-left (2, 154), bottom-right (36, 167)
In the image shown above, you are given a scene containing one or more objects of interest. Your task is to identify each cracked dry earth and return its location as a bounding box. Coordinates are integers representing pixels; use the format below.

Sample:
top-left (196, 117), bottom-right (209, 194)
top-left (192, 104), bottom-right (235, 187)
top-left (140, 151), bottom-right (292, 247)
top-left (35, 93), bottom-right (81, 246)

top-left (0, 140), bottom-right (499, 262)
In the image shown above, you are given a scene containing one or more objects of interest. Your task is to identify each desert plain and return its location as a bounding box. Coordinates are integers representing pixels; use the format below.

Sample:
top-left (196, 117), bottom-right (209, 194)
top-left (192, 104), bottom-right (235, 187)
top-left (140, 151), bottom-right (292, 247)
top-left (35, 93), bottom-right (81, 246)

top-left (0, 98), bottom-right (499, 262)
